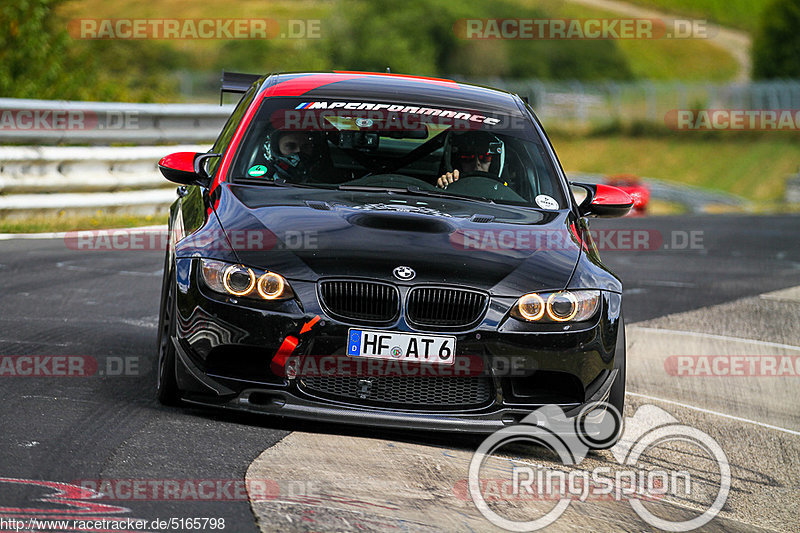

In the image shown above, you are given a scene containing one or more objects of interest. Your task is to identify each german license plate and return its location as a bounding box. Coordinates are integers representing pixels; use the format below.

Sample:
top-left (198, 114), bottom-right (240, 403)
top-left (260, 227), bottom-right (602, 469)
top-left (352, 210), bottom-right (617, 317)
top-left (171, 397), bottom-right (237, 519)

top-left (346, 329), bottom-right (456, 365)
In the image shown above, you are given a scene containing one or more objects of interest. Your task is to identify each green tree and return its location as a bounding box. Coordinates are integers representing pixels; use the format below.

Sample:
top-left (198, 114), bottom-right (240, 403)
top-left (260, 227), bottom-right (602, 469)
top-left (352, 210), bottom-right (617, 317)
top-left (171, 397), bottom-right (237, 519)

top-left (752, 0), bottom-right (800, 78)
top-left (0, 0), bottom-right (82, 98)
top-left (0, 0), bottom-right (182, 101)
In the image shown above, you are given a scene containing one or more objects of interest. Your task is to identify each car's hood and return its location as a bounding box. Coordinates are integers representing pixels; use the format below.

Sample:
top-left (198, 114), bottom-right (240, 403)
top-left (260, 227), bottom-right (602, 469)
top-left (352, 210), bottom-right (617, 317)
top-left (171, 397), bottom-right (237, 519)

top-left (211, 184), bottom-right (582, 295)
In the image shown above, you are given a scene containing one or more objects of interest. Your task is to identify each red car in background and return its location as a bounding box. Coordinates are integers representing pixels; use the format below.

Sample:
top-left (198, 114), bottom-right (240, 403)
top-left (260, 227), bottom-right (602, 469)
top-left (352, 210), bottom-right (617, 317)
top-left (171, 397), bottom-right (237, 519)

top-left (604, 175), bottom-right (650, 214)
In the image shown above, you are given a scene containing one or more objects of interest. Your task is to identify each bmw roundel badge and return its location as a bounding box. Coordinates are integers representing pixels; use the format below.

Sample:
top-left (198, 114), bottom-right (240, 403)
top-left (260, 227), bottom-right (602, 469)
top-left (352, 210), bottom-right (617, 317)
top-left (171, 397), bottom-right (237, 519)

top-left (393, 266), bottom-right (416, 281)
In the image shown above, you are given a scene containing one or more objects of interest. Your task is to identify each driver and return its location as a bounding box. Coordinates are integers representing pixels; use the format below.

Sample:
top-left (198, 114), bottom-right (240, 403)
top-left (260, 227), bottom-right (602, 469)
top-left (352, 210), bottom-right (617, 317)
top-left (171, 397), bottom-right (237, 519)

top-left (437, 131), bottom-right (500, 189)
top-left (262, 130), bottom-right (320, 182)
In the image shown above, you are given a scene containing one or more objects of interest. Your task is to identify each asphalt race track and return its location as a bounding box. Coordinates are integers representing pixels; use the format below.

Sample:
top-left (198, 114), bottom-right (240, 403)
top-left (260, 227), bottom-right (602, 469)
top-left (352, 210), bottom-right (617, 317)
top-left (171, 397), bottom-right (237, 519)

top-left (0, 213), bottom-right (798, 532)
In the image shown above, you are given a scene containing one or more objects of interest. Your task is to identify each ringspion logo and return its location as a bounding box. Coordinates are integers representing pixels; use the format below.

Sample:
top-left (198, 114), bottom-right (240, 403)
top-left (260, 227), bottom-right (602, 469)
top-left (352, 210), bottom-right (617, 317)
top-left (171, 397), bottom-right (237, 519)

top-left (469, 403), bottom-right (730, 531)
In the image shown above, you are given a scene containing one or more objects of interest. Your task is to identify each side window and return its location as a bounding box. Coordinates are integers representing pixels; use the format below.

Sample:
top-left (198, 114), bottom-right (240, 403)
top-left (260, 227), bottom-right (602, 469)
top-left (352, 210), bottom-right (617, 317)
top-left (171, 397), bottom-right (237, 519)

top-left (207, 86), bottom-right (258, 176)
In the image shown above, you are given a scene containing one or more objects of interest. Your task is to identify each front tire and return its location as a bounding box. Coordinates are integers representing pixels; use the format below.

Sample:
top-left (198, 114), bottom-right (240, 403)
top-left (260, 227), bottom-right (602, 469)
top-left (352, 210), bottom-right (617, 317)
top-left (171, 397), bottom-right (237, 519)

top-left (608, 315), bottom-right (626, 415)
top-left (156, 258), bottom-right (181, 406)
top-left (587, 316), bottom-right (626, 450)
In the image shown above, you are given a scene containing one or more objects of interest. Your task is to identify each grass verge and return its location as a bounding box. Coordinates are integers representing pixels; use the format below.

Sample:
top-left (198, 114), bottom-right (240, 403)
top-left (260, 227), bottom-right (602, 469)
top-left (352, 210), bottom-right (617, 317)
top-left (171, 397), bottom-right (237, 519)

top-left (551, 133), bottom-right (800, 203)
top-left (0, 212), bottom-right (168, 234)
top-left (618, 0), bottom-right (770, 33)
top-left (528, 0), bottom-right (739, 81)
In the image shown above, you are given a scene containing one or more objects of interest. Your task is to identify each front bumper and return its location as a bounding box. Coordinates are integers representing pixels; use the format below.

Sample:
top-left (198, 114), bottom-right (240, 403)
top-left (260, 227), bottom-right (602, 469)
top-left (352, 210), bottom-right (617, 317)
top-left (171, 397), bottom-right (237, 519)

top-left (175, 339), bottom-right (618, 433)
top-left (171, 257), bottom-right (624, 433)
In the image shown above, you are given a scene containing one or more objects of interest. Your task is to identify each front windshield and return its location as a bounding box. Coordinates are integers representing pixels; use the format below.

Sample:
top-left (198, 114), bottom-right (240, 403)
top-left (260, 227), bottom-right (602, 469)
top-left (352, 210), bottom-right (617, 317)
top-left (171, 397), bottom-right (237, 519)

top-left (230, 97), bottom-right (566, 209)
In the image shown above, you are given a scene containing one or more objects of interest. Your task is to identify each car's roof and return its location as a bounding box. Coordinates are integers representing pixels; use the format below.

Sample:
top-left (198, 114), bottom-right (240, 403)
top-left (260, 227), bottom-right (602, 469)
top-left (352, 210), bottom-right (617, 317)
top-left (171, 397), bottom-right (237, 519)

top-left (258, 71), bottom-right (525, 115)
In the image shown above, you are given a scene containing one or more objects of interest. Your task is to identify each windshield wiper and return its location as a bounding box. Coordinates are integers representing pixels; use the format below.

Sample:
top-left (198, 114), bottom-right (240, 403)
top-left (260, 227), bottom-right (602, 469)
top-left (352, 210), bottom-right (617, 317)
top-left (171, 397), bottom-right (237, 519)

top-left (404, 185), bottom-right (495, 204)
top-left (233, 178), bottom-right (336, 190)
top-left (337, 185), bottom-right (408, 193)
top-left (337, 184), bottom-right (495, 204)
top-left (233, 177), bottom-right (292, 186)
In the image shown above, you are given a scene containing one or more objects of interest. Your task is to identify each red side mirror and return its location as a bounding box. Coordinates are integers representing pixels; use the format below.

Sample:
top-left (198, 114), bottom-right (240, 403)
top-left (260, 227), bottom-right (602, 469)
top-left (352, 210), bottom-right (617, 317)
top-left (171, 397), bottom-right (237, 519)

top-left (158, 152), bottom-right (201, 185)
top-left (572, 182), bottom-right (634, 218)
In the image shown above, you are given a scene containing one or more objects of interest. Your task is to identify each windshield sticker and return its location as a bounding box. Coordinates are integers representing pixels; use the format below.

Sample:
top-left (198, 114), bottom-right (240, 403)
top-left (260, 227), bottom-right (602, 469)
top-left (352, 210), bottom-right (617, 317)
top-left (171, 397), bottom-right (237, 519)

top-left (535, 194), bottom-right (560, 210)
top-left (272, 101), bottom-right (508, 132)
top-left (248, 165), bottom-right (268, 177)
top-left (295, 101), bottom-right (501, 125)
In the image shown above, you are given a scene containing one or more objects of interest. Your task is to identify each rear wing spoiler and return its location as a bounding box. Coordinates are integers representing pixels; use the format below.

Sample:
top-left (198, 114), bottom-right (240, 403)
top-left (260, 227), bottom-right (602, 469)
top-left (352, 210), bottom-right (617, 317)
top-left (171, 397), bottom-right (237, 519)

top-left (220, 71), bottom-right (263, 104)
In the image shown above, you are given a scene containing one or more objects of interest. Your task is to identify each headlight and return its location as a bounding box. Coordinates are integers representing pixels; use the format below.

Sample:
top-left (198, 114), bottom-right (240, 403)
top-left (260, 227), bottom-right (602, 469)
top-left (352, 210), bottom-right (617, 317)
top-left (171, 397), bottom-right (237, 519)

top-left (511, 290), bottom-right (600, 323)
top-left (200, 259), bottom-right (294, 301)
top-left (517, 293), bottom-right (546, 321)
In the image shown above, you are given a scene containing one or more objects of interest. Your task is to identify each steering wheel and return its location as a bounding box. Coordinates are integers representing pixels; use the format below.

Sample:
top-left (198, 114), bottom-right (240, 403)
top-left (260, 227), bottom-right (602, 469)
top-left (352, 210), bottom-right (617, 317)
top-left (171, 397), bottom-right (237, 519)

top-left (444, 174), bottom-right (527, 203)
top-left (345, 173), bottom-right (437, 190)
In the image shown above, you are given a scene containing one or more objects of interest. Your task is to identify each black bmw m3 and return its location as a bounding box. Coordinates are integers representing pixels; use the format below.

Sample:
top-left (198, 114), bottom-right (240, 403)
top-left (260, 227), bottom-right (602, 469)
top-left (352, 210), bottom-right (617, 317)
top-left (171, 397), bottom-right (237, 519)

top-left (155, 71), bottom-right (633, 434)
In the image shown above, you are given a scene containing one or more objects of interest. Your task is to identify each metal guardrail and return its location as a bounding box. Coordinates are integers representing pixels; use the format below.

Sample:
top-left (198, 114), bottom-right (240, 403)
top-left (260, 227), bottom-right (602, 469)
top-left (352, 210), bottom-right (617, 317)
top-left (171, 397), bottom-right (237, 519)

top-left (786, 173), bottom-right (800, 204)
top-left (0, 145), bottom-right (208, 194)
top-left (3, 79), bottom-right (800, 145)
top-left (0, 98), bottom-right (232, 145)
top-left (462, 79), bottom-right (800, 127)
top-left (0, 98), bottom-right (228, 216)
top-left (0, 144), bottom-right (210, 217)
